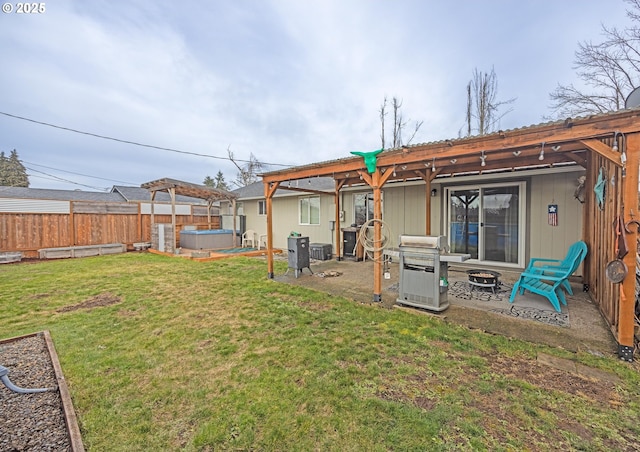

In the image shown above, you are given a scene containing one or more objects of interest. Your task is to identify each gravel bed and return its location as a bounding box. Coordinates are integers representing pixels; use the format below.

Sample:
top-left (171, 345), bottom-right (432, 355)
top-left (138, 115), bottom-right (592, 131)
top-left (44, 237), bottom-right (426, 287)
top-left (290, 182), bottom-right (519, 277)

top-left (0, 335), bottom-right (71, 451)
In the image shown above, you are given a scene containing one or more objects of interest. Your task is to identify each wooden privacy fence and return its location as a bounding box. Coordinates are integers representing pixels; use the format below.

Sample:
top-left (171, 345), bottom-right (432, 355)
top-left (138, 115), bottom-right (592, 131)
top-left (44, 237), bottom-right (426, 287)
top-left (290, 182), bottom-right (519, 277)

top-left (0, 201), bottom-right (220, 258)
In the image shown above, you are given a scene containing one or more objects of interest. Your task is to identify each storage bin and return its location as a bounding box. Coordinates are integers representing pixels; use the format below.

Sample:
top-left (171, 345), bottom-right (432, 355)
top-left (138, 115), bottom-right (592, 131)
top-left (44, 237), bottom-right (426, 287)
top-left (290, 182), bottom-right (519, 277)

top-left (310, 243), bottom-right (332, 260)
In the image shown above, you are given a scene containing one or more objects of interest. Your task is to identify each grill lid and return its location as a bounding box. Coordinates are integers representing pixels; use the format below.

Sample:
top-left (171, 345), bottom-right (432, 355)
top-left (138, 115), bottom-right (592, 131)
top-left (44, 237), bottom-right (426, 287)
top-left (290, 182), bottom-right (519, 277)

top-left (399, 235), bottom-right (448, 250)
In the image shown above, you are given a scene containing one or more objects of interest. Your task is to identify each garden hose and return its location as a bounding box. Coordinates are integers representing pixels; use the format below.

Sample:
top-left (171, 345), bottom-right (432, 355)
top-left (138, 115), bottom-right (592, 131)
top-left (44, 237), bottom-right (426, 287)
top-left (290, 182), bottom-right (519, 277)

top-left (0, 365), bottom-right (54, 394)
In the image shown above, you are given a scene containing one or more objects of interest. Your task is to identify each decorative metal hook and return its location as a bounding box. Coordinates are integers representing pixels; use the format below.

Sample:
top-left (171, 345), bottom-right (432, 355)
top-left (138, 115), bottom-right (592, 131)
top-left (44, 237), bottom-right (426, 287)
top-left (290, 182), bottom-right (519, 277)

top-left (624, 220), bottom-right (640, 234)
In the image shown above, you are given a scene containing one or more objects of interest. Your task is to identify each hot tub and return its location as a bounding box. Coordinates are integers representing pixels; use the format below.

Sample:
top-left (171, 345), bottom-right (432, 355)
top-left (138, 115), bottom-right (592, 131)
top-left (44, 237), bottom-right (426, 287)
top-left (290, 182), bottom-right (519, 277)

top-left (179, 229), bottom-right (234, 249)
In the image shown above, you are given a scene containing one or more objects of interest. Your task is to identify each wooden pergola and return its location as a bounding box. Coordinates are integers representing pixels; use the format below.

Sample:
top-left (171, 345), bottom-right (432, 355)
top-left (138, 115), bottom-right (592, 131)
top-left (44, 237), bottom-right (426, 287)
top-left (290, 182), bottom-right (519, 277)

top-left (261, 109), bottom-right (640, 360)
top-left (141, 178), bottom-right (238, 250)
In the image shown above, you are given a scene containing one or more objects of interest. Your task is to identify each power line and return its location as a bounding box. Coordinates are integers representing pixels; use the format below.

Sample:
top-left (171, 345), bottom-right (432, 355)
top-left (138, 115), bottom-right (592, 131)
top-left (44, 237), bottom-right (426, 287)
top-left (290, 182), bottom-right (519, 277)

top-left (22, 160), bottom-right (138, 186)
top-left (25, 167), bottom-right (109, 191)
top-left (0, 111), bottom-right (290, 167)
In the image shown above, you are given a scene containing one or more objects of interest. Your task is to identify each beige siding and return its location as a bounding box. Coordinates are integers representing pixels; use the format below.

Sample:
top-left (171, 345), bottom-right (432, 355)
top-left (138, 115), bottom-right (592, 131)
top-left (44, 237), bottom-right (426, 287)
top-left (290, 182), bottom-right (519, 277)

top-left (381, 184), bottom-right (429, 241)
top-left (246, 195), bottom-right (337, 251)
top-left (528, 170), bottom-right (584, 266)
top-left (248, 169), bottom-right (584, 269)
top-left (241, 199), bottom-right (267, 238)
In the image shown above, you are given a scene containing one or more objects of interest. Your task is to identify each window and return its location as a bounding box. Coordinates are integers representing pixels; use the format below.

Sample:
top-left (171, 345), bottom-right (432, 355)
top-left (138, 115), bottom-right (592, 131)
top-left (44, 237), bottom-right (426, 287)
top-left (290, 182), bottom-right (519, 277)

top-left (446, 182), bottom-right (525, 267)
top-left (258, 200), bottom-right (266, 216)
top-left (299, 196), bottom-right (320, 225)
top-left (354, 192), bottom-right (381, 226)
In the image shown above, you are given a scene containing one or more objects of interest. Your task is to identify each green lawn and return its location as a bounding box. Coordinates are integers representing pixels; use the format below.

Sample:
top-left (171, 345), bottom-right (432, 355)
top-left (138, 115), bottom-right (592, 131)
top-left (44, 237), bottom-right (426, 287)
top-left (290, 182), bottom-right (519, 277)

top-left (1, 253), bottom-right (639, 451)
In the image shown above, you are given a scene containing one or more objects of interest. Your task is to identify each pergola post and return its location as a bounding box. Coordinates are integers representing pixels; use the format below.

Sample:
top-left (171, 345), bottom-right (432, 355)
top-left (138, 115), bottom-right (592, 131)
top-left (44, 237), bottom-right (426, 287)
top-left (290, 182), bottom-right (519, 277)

top-left (168, 186), bottom-right (177, 253)
top-left (618, 132), bottom-right (639, 361)
top-left (425, 175), bottom-right (432, 235)
top-left (358, 167), bottom-right (393, 303)
top-left (334, 180), bottom-right (346, 260)
top-left (372, 171), bottom-right (383, 302)
top-left (264, 181), bottom-right (279, 279)
top-left (232, 198), bottom-right (237, 247)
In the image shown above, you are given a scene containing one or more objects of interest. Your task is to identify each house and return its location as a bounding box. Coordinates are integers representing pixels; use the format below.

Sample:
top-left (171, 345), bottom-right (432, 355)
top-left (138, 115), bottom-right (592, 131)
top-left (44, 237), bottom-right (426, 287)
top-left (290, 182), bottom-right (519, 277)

top-left (243, 108), bottom-right (640, 361)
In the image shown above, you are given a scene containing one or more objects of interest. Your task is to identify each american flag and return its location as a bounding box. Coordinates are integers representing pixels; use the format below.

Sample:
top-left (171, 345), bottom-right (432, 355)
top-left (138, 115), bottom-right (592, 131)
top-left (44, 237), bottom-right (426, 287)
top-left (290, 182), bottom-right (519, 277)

top-left (548, 204), bottom-right (558, 226)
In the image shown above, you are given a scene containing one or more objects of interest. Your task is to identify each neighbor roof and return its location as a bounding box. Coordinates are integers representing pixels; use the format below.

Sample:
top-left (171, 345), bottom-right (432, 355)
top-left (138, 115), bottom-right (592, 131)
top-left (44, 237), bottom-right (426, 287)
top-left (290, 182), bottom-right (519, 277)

top-left (0, 186), bottom-right (125, 202)
top-left (233, 177), bottom-right (335, 200)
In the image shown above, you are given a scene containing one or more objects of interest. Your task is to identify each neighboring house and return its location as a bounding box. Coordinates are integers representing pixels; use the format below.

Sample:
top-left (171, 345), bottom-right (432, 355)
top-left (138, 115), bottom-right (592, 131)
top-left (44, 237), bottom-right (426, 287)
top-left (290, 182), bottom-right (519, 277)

top-left (228, 177), bottom-right (337, 251)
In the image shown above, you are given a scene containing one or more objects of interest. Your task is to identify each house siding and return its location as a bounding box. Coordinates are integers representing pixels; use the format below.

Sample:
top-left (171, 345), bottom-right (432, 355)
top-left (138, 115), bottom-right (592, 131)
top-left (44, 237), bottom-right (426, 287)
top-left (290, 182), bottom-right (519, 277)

top-left (528, 171), bottom-right (584, 268)
top-left (243, 168), bottom-right (584, 270)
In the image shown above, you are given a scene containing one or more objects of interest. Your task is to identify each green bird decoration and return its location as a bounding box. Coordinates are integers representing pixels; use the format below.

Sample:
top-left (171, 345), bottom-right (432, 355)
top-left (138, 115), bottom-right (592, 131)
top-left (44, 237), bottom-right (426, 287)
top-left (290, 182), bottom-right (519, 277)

top-left (350, 149), bottom-right (383, 174)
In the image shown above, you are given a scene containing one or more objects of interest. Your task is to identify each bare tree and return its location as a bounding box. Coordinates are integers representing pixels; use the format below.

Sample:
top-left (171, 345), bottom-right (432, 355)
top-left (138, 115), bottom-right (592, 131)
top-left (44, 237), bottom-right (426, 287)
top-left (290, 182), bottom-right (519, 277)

top-left (228, 147), bottom-right (266, 188)
top-left (549, 0), bottom-right (640, 117)
top-left (379, 96), bottom-right (423, 149)
top-left (462, 67), bottom-right (515, 136)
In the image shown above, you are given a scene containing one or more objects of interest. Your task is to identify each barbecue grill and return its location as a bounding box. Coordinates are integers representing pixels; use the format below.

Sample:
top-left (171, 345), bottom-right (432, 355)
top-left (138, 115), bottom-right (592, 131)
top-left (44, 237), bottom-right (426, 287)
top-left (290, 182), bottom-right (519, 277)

top-left (396, 235), bottom-right (470, 311)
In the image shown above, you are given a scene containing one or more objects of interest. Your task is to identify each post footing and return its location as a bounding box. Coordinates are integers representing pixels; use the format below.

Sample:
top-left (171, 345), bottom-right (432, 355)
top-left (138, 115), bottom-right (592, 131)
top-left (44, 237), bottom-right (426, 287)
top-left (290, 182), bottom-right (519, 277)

top-left (618, 345), bottom-right (634, 362)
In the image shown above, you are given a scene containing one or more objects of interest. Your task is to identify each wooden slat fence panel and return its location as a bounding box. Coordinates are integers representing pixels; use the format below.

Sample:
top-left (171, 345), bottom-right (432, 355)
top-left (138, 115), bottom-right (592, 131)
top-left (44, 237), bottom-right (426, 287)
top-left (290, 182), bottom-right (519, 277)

top-left (585, 146), bottom-right (624, 339)
top-left (0, 202), bottom-right (222, 257)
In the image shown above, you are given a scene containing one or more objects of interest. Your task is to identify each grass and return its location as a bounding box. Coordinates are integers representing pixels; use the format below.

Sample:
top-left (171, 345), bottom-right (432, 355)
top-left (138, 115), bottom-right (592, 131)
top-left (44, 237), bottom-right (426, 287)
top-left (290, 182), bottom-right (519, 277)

top-left (1, 253), bottom-right (639, 451)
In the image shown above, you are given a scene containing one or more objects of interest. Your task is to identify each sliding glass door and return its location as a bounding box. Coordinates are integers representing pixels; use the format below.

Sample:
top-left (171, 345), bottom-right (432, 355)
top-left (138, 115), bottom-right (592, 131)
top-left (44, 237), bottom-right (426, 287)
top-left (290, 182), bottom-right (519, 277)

top-left (447, 182), bottom-right (524, 266)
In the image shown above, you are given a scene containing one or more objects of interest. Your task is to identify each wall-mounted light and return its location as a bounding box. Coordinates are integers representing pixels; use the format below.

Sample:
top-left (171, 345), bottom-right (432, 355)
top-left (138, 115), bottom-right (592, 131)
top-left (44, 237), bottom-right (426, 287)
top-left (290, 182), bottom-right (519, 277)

top-left (431, 188), bottom-right (437, 197)
top-left (613, 131), bottom-right (627, 164)
top-left (538, 142), bottom-right (545, 161)
top-left (480, 150), bottom-right (487, 167)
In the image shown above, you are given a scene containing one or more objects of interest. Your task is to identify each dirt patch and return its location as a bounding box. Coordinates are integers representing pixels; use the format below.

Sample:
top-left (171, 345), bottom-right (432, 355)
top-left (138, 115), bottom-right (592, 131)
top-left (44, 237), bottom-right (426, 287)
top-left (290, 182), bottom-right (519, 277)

top-left (487, 354), bottom-right (619, 406)
top-left (375, 351), bottom-right (630, 448)
top-left (56, 293), bottom-right (121, 313)
top-left (297, 299), bottom-right (333, 312)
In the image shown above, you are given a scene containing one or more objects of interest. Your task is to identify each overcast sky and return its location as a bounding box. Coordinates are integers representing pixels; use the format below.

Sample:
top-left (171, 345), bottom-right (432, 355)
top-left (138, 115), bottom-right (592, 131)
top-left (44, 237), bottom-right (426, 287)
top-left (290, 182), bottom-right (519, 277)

top-left (0, 0), bottom-right (634, 191)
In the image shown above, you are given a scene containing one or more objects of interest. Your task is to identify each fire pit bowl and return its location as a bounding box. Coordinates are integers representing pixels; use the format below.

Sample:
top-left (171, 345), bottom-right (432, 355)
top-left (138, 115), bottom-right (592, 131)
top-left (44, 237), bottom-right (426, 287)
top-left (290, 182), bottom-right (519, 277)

top-left (466, 270), bottom-right (501, 285)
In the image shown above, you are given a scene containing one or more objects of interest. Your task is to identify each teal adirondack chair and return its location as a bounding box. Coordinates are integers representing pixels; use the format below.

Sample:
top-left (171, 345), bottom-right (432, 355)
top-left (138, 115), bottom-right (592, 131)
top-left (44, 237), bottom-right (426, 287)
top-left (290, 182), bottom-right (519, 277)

top-left (522, 241), bottom-right (588, 295)
top-left (509, 244), bottom-right (587, 312)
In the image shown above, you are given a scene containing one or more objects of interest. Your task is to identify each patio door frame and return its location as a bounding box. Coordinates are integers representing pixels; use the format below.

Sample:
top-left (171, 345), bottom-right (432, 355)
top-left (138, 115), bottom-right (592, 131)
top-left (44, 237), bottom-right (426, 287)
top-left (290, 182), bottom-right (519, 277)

top-left (445, 181), bottom-right (526, 268)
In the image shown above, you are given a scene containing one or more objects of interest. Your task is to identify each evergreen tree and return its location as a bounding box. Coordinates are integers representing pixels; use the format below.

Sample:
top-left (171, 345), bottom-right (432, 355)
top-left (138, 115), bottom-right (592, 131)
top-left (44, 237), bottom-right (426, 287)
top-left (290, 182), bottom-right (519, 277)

top-left (213, 170), bottom-right (229, 191)
top-left (203, 175), bottom-right (215, 187)
top-left (0, 152), bottom-right (7, 186)
top-left (0, 149), bottom-right (29, 187)
top-left (203, 171), bottom-right (230, 190)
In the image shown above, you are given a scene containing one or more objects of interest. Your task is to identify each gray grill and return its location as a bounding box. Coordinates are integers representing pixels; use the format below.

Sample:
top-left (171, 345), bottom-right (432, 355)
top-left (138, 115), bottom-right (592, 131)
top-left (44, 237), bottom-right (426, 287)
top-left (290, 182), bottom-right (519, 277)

top-left (396, 235), bottom-right (470, 311)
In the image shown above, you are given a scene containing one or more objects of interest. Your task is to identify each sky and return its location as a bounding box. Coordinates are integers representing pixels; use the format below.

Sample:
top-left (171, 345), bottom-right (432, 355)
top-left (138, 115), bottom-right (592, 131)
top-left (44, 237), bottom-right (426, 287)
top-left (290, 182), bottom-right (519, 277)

top-left (0, 0), bottom-right (634, 191)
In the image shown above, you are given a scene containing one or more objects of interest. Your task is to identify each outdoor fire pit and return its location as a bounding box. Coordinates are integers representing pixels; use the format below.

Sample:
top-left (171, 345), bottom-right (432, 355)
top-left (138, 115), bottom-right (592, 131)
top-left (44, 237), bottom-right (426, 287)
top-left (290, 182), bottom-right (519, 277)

top-left (467, 270), bottom-right (501, 293)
